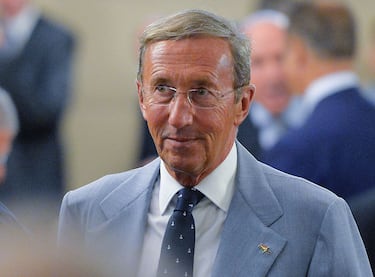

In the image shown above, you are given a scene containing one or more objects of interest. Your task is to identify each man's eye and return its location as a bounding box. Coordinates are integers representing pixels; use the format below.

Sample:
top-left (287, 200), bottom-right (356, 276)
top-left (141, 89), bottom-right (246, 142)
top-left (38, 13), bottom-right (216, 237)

top-left (193, 88), bottom-right (210, 96)
top-left (155, 85), bottom-right (170, 93)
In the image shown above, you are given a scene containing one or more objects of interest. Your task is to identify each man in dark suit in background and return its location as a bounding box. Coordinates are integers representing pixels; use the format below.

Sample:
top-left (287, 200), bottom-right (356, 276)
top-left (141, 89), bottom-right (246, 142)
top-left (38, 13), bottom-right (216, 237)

top-left (237, 9), bottom-right (301, 160)
top-left (264, 1), bottom-right (375, 200)
top-left (0, 0), bottom-right (75, 216)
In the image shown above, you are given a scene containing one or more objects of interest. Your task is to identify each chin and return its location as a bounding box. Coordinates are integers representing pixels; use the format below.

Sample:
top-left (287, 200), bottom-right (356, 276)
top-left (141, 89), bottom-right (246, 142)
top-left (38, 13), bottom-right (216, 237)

top-left (165, 157), bottom-right (204, 176)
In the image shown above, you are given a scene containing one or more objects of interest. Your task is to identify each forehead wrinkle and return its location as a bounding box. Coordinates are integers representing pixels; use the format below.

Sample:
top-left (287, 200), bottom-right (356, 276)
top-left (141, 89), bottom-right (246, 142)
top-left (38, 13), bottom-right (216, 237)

top-left (145, 39), bottom-right (233, 86)
top-left (149, 65), bottom-right (223, 87)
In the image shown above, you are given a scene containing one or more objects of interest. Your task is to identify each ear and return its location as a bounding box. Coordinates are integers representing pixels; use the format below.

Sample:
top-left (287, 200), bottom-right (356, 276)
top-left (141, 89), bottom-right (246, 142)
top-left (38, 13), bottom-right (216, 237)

top-left (136, 80), bottom-right (148, 120)
top-left (234, 84), bottom-right (255, 126)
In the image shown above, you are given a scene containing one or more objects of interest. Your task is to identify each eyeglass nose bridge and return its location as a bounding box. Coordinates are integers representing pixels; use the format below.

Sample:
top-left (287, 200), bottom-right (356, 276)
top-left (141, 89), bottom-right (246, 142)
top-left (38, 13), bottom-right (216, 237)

top-left (169, 88), bottom-right (194, 107)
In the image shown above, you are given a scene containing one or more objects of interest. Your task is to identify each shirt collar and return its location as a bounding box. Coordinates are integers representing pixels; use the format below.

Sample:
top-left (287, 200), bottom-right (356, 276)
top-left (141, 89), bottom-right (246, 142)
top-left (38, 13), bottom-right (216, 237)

top-left (250, 97), bottom-right (302, 129)
top-left (250, 102), bottom-right (274, 128)
top-left (159, 143), bottom-right (237, 214)
top-left (4, 5), bottom-right (39, 48)
top-left (297, 71), bottom-right (359, 126)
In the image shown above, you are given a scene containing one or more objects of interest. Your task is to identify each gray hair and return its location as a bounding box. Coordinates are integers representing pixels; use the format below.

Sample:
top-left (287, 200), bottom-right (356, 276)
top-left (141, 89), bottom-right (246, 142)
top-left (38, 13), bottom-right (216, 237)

top-left (287, 2), bottom-right (356, 59)
top-left (0, 88), bottom-right (19, 136)
top-left (137, 9), bottom-right (251, 100)
top-left (241, 9), bottom-right (289, 31)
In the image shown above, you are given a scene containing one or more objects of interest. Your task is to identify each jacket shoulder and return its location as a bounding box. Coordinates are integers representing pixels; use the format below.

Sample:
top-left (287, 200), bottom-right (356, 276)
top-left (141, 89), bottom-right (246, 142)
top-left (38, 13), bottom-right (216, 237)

top-left (261, 162), bottom-right (339, 207)
top-left (64, 169), bottom-right (139, 207)
top-left (63, 159), bottom-right (160, 208)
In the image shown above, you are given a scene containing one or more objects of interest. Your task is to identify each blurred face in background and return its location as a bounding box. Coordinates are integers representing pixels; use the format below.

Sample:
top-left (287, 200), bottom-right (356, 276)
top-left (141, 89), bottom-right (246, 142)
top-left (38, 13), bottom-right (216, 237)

top-left (244, 22), bottom-right (290, 116)
top-left (0, 0), bottom-right (26, 18)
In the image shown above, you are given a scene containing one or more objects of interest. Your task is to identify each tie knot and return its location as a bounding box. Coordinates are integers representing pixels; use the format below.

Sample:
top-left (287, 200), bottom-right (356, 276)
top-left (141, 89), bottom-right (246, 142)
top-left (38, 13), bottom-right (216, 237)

top-left (175, 188), bottom-right (204, 213)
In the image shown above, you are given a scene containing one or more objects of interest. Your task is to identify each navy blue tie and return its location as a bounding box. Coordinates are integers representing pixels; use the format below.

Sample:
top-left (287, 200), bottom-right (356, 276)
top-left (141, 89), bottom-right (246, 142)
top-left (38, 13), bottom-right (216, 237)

top-left (157, 188), bottom-right (204, 277)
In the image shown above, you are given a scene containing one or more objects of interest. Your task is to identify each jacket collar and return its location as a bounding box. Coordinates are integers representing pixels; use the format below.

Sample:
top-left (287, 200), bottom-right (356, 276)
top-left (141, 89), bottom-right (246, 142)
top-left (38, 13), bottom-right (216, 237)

top-left (99, 158), bottom-right (160, 219)
top-left (212, 142), bottom-right (286, 276)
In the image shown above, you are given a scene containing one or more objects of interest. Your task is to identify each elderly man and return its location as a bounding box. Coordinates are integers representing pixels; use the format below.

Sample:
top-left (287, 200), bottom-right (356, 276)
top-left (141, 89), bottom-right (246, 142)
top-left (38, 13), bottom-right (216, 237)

top-left (58, 9), bottom-right (371, 277)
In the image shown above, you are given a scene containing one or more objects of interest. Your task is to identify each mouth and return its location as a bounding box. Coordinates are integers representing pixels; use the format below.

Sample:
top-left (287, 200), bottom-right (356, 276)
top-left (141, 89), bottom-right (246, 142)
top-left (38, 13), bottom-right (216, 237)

top-left (165, 136), bottom-right (197, 145)
top-left (163, 135), bottom-right (200, 148)
top-left (167, 136), bottom-right (195, 142)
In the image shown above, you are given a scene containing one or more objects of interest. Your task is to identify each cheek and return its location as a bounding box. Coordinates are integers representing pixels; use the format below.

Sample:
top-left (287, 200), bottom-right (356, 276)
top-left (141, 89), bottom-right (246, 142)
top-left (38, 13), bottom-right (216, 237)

top-left (143, 106), bottom-right (167, 133)
top-left (204, 106), bottom-right (236, 136)
top-left (283, 56), bottom-right (294, 78)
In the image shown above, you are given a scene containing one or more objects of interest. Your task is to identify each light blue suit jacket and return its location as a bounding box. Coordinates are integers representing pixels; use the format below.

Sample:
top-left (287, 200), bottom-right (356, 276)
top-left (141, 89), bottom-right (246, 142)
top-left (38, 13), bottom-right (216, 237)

top-left (58, 142), bottom-right (372, 276)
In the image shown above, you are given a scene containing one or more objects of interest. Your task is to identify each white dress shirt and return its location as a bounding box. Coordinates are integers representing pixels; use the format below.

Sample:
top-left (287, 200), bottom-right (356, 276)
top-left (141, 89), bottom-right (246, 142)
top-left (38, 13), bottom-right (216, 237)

top-left (296, 71), bottom-right (360, 126)
top-left (137, 143), bottom-right (237, 277)
top-left (0, 5), bottom-right (39, 58)
top-left (250, 97), bottom-right (302, 150)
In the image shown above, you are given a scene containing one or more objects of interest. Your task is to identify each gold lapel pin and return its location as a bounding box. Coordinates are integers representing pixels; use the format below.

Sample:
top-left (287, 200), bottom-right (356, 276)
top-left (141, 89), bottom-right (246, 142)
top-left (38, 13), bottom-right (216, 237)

top-left (258, 243), bottom-right (271, 254)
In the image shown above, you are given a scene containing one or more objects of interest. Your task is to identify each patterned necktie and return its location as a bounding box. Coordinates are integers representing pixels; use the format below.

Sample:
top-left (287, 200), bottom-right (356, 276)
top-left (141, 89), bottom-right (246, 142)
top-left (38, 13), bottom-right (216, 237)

top-left (157, 187), bottom-right (204, 277)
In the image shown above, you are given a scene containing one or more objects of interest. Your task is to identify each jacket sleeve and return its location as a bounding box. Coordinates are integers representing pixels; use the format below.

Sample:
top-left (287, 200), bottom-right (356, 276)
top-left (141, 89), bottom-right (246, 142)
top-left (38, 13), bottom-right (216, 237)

top-left (308, 198), bottom-right (373, 277)
top-left (57, 191), bottom-right (85, 252)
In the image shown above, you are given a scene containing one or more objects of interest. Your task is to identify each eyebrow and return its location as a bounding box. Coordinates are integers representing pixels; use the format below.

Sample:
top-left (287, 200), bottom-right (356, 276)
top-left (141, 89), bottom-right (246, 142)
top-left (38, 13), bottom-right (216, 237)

top-left (148, 72), bottom-right (218, 89)
top-left (148, 76), bottom-right (170, 86)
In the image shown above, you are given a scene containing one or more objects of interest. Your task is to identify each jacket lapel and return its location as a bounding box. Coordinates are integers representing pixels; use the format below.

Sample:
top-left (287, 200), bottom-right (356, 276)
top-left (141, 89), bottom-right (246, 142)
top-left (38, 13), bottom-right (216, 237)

top-left (86, 159), bottom-right (161, 276)
top-left (212, 142), bottom-right (287, 277)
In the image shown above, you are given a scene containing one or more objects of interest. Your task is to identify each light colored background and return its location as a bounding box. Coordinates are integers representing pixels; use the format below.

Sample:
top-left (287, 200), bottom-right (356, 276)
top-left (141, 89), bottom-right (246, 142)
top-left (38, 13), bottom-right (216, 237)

top-left (31, 0), bottom-right (375, 190)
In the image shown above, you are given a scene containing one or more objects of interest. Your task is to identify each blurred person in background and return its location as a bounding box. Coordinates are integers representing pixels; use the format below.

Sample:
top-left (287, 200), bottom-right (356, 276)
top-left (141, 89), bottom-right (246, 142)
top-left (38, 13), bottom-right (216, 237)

top-left (0, 0), bottom-right (75, 219)
top-left (0, 88), bottom-right (26, 234)
top-left (237, 9), bottom-right (301, 159)
top-left (0, 231), bottom-right (110, 277)
top-left (264, 1), bottom-right (375, 200)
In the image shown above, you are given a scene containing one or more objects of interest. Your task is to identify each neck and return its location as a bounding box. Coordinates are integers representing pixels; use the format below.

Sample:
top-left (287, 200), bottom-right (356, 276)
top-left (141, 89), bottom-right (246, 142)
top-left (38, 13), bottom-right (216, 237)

top-left (167, 166), bottom-right (205, 188)
top-left (304, 55), bottom-right (354, 90)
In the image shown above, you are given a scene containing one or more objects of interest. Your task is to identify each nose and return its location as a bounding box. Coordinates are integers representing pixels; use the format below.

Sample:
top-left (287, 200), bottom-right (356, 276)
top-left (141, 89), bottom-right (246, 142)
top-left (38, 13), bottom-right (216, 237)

top-left (168, 93), bottom-right (194, 128)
